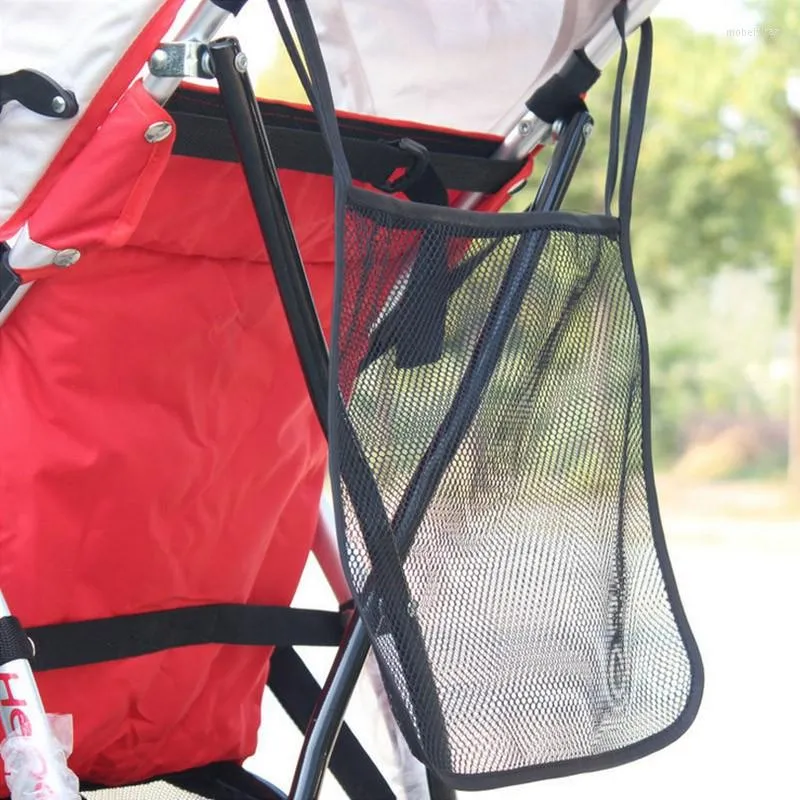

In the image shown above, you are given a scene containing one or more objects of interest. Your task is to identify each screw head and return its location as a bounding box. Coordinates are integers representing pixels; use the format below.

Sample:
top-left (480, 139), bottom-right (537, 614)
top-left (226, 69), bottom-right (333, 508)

top-left (234, 52), bottom-right (249, 73)
top-left (144, 121), bottom-right (173, 143)
top-left (51, 96), bottom-right (67, 115)
top-left (518, 119), bottom-right (532, 136)
top-left (582, 121), bottom-right (594, 138)
top-left (53, 249), bottom-right (81, 268)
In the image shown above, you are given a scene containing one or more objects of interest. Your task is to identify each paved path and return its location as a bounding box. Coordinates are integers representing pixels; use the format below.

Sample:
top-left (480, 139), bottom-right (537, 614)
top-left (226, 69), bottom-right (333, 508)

top-left (248, 485), bottom-right (800, 799)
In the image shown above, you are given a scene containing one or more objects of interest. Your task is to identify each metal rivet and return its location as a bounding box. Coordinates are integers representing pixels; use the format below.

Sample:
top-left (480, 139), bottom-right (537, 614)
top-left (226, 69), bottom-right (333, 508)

top-left (51, 96), bottom-right (67, 115)
top-left (53, 249), bottom-right (81, 268)
top-left (518, 119), bottom-right (532, 136)
top-left (234, 52), bottom-right (248, 73)
top-left (149, 48), bottom-right (169, 70)
top-left (582, 121), bottom-right (594, 139)
top-left (144, 121), bottom-right (173, 143)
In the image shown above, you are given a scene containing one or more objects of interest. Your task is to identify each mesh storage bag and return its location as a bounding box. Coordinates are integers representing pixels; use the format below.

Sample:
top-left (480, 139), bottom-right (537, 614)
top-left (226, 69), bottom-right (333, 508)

top-left (286, 0), bottom-right (703, 790)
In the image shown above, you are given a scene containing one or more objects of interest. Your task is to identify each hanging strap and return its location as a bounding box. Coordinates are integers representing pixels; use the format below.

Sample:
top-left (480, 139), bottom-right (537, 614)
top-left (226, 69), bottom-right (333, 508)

top-left (604, 1), bottom-right (654, 220)
top-left (27, 604), bottom-right (344, 671)
top-left (273, 0), bottom-right (351, 187)
top-left (268, 0), bottom-right (450, 204)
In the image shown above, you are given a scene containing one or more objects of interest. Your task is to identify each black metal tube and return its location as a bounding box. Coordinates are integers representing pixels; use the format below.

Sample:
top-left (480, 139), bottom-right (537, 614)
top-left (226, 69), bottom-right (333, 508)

top-left (209, 38), bottom-right (400, 800)
top-left (210, 33), bottom-right (590, 800)
top-left (289, 616), bottom-right (371, 799)
top-left (532, 110), bottom-right (593, 210)
top-left (382, 110), bottom-right (596, 568)
top-left (209, 37), bottom-right (329, 435)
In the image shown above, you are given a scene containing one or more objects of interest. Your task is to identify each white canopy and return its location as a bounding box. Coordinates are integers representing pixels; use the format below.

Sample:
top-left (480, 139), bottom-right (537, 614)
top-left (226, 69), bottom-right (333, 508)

top-left (223, 0), bottom-right (659, 132)
top-left (0, 0), bottom-right (659, 234)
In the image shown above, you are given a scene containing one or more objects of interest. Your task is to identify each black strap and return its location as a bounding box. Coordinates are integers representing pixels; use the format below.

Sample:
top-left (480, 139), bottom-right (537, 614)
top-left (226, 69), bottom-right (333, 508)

top-left (170, 112), bottom-right (522, 196)
top-left (604, 2), bottom-right (653, 219)
top-left (277, 1), bottom-right (351, 188)
top-left (268, 647), bottom-right (396, 800)
top-left (267, 0), bottom-right (449, 204)
top-left (28, 604), bottom-right (344, 671)
top-left (0, 616), bottom-right (34, 664)
top-left (620, 15), bottom-right (653, 222)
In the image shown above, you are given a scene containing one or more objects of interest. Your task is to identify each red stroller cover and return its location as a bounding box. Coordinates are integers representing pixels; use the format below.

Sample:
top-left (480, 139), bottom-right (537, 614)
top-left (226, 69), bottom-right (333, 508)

top-left (0, 73), bottom-right (527, 783)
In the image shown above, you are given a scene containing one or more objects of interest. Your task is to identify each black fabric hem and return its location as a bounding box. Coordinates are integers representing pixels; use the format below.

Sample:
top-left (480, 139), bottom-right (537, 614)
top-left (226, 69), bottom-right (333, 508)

top-left (346, 185), bottom-right (621, 236)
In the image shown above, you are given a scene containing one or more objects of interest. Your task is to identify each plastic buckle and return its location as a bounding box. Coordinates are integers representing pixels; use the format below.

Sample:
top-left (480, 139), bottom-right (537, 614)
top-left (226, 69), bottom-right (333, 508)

top-left (0, 70), bottom-right (78, 119)
top-left (0, 244), bottom-right (22, 313)
top-left (377, 138), bottom-right (432, 195)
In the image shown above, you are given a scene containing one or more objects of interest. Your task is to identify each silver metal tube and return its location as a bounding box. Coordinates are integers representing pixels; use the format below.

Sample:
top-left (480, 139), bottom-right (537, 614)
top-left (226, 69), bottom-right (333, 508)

top-left (142, 0), bottom-right (232, 105)
top-left (457, 0), bottom-right (661, 210)
top-left (0, 591), bottom-right (80, 799)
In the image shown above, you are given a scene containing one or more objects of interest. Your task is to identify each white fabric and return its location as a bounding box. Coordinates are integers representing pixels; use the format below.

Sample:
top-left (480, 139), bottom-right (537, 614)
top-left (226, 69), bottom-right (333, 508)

top-left (7, 223), bottom-right (58, 270)
top-left (301, 0), bottom-right (658, 133)
top-left (0, 0), bottom-right (168, 232)
top-left (0, 0), bottom-right (661, 233)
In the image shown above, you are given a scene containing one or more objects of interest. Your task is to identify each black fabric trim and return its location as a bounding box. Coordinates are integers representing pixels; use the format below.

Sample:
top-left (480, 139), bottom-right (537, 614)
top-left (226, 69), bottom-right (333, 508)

top-left (0, 245), bottom-right (22, 313)
top-left (166, 88), bottom-right (500, 159)
top-left (268, 648), bottom-right (395, 800)
top-left (346, 185), bottom-right (620, 237)
top-left (169, 109), bottom-right (523, 196)
top-left (82, 762), bottom-right (287, 799)
top-left (210, 0), bottom-right (249, 14)
top-left (29, 605), bottom-right (344, 671)
top-left (0, 616), bottom-right (33, 664)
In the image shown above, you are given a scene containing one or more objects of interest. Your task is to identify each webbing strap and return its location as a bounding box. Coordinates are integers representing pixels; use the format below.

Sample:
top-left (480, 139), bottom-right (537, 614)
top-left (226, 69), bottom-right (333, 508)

top-left (0, 616), bottom-right (34, 664)
top-left (604, 1), bottom-right (654, 219)
top-left (268, 647), bottom-right (396, 800)
top-left (28, 604), bottom-right (344, 671)
top-left (170, 111), bottom-right (523, 196)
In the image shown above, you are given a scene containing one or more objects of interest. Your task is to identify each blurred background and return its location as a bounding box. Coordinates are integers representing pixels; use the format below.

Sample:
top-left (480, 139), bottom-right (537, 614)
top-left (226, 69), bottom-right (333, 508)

top-left (239, 0), bottom-right (800, 797)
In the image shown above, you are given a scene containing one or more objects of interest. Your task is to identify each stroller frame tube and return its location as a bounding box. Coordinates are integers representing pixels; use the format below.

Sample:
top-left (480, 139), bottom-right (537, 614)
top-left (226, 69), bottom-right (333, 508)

top-left (205, 5), bottom-right (633, 798)
top-left (209, 34), bottom-right (450, 800)
top-left (0, 3), bottom-right (658, 797)
top-left (208, 36), bottom-right (330, 436)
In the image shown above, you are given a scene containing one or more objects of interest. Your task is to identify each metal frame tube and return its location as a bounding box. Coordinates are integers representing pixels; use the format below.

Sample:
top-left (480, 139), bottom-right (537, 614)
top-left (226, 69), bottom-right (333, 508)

top-left (143, 0), bottom-right (232, 104)
top-left (457, 0), bottom-right (660, 210)
top-left (208, 36), bottom-right (330, 433)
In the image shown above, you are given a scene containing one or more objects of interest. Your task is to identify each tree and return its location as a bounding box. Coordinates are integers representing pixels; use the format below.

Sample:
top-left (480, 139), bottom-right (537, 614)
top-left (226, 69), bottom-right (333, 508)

top-left (747, 0), bottom-right (800, 487)
top-left (509, 16), bottom-right (794, 466)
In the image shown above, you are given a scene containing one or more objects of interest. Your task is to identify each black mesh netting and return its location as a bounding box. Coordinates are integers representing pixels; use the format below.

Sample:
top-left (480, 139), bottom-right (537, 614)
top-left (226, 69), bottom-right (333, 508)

top-left (330, 192), bottom-right (700, 785)
top-left (82, 783), bottom-right (213, 800)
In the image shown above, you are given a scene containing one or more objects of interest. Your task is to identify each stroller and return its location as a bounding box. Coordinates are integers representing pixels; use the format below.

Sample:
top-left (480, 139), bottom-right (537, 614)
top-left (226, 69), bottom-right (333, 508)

top-left (0, 0), bottom-right (703, 797)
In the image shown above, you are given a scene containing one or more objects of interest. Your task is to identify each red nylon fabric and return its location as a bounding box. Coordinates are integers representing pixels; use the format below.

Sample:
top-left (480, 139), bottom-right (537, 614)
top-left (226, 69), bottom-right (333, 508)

top-left (0, 154), bottom-right (335, 786)
top-left (0, 88), bottom-right (532, 785)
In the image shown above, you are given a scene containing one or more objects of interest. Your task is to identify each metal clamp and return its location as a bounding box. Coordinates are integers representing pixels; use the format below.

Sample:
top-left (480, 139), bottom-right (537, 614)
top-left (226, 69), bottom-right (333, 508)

top-left (148, 42), bottom-right (215, 80)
